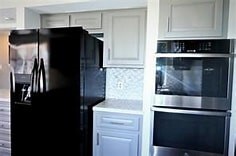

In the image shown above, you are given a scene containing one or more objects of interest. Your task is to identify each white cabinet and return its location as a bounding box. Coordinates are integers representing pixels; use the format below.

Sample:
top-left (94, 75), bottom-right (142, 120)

top-left (41, 14), bottom-right (70, 28)
top-left (41, 12), bottom-right (102, 31)
top-left (0, 8), bottom-right (16, 29)
top-left (0, 101), bottom-right (10, 156)
top-left (103, 9), bottom-right (146, 68)
top-left (93, 112), bottom-right (142, 156)
top-left (159, 0), bottom-right (224, 38)
top-left (41, 9), bottom-right (146, 68)
top-left (97, 130), bottom-right (138, 156)
top-left (228, 0), bottom-right (236, 39)
top-left (70, 12), bottom-right (102, 30)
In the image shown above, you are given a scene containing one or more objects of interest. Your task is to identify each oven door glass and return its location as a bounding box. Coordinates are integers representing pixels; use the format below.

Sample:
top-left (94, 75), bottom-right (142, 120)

top-left (155, 57), bottom-right (229, 97)
top-left (153, 111), bottom-right (226, 154)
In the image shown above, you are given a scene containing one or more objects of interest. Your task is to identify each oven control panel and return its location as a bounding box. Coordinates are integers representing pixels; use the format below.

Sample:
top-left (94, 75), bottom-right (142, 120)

top-left (157, 39), bottom-right (233, 53)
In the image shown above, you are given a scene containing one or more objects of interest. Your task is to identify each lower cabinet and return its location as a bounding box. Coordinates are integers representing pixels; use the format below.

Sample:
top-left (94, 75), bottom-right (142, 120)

top-left (93, 112), bottom-right (142, 156)
top-left (0, 151), bottom-right (10, 156)
top-left (97, 130), bottom-right (138, 156)
top-left (0, 101), bottom-right (10, 156)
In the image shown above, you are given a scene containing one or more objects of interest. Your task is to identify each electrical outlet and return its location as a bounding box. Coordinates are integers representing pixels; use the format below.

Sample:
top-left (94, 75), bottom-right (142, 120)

top-left (117, 81), bottom-right (124, 90)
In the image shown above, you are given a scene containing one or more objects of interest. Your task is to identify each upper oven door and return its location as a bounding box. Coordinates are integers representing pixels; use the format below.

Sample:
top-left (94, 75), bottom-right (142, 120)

top-left (155, 54), bottom-right (234, 110)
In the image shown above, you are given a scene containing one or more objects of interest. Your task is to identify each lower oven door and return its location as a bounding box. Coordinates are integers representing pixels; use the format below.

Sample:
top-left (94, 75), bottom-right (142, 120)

top-left (151, 107), bottom-right (231, 156)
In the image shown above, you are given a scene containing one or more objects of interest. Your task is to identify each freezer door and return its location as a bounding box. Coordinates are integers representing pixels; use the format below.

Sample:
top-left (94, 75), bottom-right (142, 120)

top-left (9, 30), bottom-right (38, 81)
top-left (9, 29), bottom-right (38, 156)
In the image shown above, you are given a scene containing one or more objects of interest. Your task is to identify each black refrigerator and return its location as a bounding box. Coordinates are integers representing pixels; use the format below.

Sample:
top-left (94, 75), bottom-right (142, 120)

top-left (9, 27), bottom-right (106, 156)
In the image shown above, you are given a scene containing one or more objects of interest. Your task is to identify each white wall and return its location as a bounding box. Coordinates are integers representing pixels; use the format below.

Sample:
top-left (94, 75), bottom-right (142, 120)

top-left (0, 32), bottom-right (10, 89)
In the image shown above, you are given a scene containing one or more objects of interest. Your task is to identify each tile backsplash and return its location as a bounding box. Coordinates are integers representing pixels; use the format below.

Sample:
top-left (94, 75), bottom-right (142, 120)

top-left (106, 68), bottom-right (144, 100)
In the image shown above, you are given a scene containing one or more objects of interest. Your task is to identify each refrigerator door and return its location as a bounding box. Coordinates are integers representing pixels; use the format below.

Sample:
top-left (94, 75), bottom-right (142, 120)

top-left (9, 30), bottom-right (38, 83)
top-left (9, 29), bottom-right (38, 156)
top-left (35, 27), bottom-right (85, 155)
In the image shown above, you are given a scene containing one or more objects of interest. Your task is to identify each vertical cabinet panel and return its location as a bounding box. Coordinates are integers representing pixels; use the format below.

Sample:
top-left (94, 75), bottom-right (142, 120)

top-left (103, 9), bottom-right (146, 68)
top-left (159, 0), bottom-right (224, 38)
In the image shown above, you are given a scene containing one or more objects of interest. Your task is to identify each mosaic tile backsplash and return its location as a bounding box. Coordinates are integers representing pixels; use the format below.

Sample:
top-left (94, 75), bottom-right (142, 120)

top-left (106, 68), bottom-right (144, 100)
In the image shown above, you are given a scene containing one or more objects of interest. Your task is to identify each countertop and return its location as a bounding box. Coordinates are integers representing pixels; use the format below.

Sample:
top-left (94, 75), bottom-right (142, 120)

top-left (93, 98), bottom-right (143, 115)
top-left (0, 89), bottom-right (10, 102)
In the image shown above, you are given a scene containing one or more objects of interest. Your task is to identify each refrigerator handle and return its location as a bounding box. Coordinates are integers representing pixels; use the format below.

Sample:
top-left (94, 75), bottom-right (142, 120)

top-left (31, 59), bottom-right (38, 93)
top-left (10, 71), bottom-right (15, 93)
top-left (38, 58), bottom-right (46, 93)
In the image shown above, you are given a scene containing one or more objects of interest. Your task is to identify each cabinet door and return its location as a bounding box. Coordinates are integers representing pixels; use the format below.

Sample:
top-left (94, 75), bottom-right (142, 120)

top-left (228, 0), bottom-right (236, 39)
top-left (41, 14), bottom-right (69, 28)
top-left (96, 130), bottom-right (139, 156)
top-left (0, 151), bottom-right (10, 156)
top-left (159, 0), bottom-right (224, 38)
top-left (0, 8), bottom-right (16, 28)
top-left (103, 9), bottom-right (146, 68)
top-left (70, 12), bottom-right (102, 29)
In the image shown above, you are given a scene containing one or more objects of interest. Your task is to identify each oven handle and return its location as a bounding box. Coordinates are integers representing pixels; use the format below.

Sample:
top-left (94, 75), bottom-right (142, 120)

top-left (155, 53), bottom-right (234, 58)
top-left (151, 107), bottom-right (231, 117)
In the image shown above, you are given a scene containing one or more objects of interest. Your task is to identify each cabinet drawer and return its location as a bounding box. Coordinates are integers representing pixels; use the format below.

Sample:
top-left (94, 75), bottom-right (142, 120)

top-left (0, 149), bottom-right (10, 156)
top-left (0, 114), bottom-right (10, 122)
top-left (0, 107), bottom-right (10, 115)
top-left (0, 140), bottom-right (10, 149)
top-left (96, 113), bottom-right (140, 131)
top-left (0, 102), bottom-right (10, 107)
top-left (0, 122), bottom-right (10, 130)
top-left (0, 129), bottom-right (10, 141)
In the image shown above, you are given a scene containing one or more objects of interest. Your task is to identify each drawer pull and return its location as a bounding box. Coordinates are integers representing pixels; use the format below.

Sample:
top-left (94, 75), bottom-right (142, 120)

top-left (0, 109), bottom-right (4, 111)
top-left (0, 143), bottom-right (5, 147)
top-left (102, 117), bottom-right (133, 125)
top-left (0, 124), bottom-right (5, 128)
top-left (110, 122), bottom-right (125, 125)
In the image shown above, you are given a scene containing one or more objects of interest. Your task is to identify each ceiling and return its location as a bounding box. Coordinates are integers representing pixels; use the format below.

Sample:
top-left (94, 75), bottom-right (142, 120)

top-left (0, 0), bottom-right (89, 7)
top-left (0, 0), bottom-right (147, 14)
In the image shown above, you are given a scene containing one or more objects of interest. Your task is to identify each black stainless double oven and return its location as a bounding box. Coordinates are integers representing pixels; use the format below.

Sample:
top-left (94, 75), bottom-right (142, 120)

top-left (152, 39), bottom-right (235, 156)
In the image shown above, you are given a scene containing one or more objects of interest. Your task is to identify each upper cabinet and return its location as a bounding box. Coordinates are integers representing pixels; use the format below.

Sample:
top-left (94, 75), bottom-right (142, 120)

top-left (0, 8), bottom-right (16, 29)
top-left (41, 9), bottom-right (146, 68)
top-left (70, 12), bottom-right (102, 29)
top-left (41, 14), bottom-right (70, 28)
top-left (41, 12), bottom-right (103, 32)
top-left (103, 9), bottom-right (146, 68)
top-left (158, 0), bottom-right (225, 39)
top-left (228, 0), bottom-right (236, 39)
